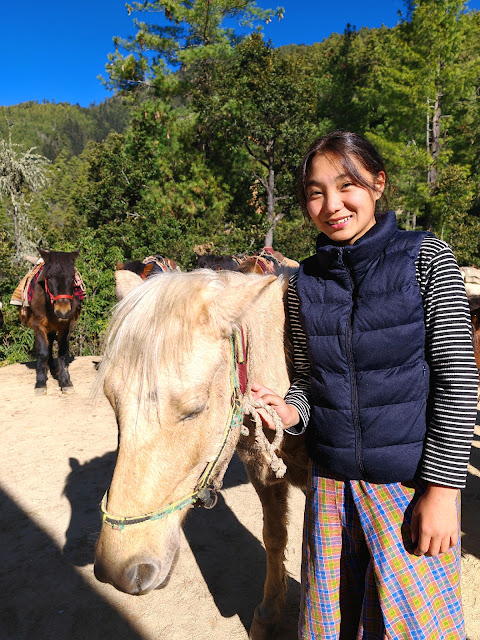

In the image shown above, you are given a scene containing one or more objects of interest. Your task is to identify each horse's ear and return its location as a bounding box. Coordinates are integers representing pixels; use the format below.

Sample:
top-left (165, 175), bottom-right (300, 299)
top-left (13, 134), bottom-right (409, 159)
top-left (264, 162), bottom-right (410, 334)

top-left (38, 247), bottom-right (50, 262)
top-left (115, 269), bottom-right (144, 301)
top-left (209, 275), bottom-right (277, 337)
top-left (143, 263), bottom-right (155, 277)
top-left (71, 249), bottom-right (80, 261)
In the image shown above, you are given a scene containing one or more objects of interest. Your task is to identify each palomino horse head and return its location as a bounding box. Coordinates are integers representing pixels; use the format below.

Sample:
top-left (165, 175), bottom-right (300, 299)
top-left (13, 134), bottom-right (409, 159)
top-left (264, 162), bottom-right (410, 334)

top-left (94, 269), bottom-right (288, 595)
top-left (39, 248), bottom-right (80, 319)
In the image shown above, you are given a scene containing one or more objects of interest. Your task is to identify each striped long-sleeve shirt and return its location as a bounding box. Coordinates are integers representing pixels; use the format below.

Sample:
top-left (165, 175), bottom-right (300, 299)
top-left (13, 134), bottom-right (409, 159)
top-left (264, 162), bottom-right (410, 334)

top-left (284, 235), bottom-right (478, 489)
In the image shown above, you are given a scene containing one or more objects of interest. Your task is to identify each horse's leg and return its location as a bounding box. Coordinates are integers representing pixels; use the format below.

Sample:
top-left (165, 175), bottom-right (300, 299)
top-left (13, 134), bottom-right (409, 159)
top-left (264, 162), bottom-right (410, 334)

top-left (34, 324), bottom-right (49, 394)
top-left (56, 323), bottom-right (74, 393)
top-left (247, 475), bottom-right (291, 640)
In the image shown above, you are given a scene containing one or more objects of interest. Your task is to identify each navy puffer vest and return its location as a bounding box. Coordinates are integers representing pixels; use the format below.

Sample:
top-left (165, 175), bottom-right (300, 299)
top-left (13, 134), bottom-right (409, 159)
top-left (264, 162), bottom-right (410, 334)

top-left (297, 211), bottom-right (431, 483)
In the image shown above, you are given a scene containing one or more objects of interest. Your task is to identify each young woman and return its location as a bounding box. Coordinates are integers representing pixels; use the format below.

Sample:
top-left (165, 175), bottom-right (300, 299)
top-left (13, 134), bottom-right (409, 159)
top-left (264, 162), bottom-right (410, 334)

top-left (252, 130), bottom-right (478, 639)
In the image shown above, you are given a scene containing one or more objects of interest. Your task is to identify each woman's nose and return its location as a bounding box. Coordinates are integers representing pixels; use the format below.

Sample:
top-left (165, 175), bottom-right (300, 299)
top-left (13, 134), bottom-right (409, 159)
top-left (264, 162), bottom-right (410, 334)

top-left (322, 191), bottom-right (343, 214)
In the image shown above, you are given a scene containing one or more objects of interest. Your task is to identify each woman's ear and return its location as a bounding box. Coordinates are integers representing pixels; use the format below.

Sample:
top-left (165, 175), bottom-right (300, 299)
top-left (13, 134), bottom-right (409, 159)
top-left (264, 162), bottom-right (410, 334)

top-left (374, 171), bottom-right (386, 199)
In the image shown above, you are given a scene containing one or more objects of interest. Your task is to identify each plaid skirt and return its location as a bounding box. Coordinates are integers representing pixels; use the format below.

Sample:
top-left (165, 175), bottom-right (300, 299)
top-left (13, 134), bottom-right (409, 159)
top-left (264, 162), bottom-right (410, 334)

top-left (299, 462), bottom-right (464, 640)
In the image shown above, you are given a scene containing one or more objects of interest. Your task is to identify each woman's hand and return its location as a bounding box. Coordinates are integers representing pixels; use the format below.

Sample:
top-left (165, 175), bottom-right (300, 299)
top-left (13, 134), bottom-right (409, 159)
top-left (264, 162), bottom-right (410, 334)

top-left (410, 484), bottom-right (459, 557)
top-left (250, 381), bottom-right (299, 431)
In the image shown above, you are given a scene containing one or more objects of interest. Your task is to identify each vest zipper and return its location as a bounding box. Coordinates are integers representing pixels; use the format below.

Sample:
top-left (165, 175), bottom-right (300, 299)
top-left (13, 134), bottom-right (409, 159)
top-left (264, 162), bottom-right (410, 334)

top-left (343, 255), bottom-right (365, 477)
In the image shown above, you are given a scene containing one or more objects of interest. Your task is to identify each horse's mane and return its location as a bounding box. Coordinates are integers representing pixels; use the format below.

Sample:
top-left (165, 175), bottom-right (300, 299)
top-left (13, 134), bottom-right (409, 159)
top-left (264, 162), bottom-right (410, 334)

top-left (94, 268), bottom-right (251, 404)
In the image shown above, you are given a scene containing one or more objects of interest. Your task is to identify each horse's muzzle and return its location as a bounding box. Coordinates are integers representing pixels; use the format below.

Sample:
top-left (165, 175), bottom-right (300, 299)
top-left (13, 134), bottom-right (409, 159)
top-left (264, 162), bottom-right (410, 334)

top-left (94, 555), bottom-right (163, 595)
top-left (53, 301), bottom-right (72, 319)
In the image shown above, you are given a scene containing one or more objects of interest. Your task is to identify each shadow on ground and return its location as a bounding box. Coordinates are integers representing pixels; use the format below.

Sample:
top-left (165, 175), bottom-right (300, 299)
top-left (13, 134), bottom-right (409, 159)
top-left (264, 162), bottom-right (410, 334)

top-left (0, 485), bottom-right (143, 640)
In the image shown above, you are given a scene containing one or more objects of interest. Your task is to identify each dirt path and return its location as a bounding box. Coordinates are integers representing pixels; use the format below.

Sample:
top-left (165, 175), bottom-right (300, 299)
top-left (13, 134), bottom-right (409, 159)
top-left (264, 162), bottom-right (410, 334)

top-left (0, 356), bottom-right (479, 640)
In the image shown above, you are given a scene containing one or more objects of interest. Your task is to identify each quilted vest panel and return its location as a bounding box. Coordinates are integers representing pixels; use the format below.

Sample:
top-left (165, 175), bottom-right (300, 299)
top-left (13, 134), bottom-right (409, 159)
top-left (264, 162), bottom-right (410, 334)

top-left (297, 211), bottom-right (431, 483)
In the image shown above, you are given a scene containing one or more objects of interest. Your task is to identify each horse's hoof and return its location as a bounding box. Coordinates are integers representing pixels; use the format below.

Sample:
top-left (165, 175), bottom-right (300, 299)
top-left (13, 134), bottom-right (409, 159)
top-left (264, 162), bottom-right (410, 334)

top-left (62, 386), bottom-right (74, 395)
top-left (34, 386), bottom-right (47, 396)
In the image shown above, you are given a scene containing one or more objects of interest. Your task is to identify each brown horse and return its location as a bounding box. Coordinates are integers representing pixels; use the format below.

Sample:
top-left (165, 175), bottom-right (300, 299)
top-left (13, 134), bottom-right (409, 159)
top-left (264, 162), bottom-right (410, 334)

top-left (236, 249), bottom-right (299, 278)
top-left (115, 255), bottom-right (180, 301)
top-left (196, 253), bottom-right (243, 270)
top-left (94, 268), bottom-right (308, 639)
top-left (197, 248), bottom-right (299, 278)
top-left (19, 249), bottom-right (84, 394)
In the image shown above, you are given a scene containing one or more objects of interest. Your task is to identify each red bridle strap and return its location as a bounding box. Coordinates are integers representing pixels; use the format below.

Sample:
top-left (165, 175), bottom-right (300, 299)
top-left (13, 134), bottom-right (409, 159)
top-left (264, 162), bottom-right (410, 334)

top-left (44, 278), bottom-right (74, 304)
top-left (235, 327), bottom-right (248, 396)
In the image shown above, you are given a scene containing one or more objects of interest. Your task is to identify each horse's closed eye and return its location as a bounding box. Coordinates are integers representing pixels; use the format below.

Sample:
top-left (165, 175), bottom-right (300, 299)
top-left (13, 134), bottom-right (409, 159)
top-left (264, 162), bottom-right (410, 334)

top-left (181, 403), bottom-right (207, 422)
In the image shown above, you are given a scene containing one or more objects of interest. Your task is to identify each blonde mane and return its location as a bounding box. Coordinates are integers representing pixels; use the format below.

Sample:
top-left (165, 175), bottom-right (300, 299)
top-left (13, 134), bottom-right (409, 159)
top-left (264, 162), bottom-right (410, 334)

top-left (94, 268), bottom-right (260, 405)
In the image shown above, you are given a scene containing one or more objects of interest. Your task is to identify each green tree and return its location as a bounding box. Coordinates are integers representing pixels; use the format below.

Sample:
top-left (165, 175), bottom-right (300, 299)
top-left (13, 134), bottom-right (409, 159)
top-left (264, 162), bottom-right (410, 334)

top-left (74, 100), bottom-right (232, 265)
top-left (430, 164), bottom-right (480, 264)
top-left (194, 34), bottom-right (323, 248)
top-left (101, 0), bottom-right (284, 97)
top-left (28, 152), bottom-right (89, 248)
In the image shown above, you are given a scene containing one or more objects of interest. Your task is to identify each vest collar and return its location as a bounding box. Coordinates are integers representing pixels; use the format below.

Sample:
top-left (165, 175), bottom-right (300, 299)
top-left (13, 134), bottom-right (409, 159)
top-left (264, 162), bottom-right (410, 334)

top-left (315, 210), bottom-right (398, 278)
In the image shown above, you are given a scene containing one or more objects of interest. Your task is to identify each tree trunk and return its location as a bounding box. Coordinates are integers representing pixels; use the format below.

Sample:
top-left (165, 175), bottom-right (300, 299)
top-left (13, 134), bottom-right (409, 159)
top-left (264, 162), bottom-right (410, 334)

top-left (13, 205), bottom-right (20, 256)
top-left (427, 89), bottom-right (442, 189)
top-left (265, 145), bottom-right (276, 249)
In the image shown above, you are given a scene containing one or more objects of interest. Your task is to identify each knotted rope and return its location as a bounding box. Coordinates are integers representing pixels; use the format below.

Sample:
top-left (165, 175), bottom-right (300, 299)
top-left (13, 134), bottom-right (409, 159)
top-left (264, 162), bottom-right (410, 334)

top-left (242, 396), bottom-right (287, 479)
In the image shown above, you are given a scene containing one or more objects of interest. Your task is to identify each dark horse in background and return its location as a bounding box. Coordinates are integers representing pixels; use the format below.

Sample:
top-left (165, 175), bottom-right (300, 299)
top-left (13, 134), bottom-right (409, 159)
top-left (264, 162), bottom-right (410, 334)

top-left (116, 255), bottom-right (180, 279)
top-left (19, 249), bottom-right (84, 394)
top-left (115, 254), bottom-right (180, 301)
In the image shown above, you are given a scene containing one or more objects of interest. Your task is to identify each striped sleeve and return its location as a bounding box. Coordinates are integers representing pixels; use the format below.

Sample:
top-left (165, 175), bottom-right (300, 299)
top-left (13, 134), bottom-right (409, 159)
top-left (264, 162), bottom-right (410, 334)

top-left (284, 271), bottom-right (311, 435)
top-left (416, 236), bottom-right (478, 489)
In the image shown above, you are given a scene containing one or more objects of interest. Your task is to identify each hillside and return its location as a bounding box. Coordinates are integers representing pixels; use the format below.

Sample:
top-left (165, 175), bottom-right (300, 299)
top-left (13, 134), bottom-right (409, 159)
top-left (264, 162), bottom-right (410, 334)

top-left (0, 98), bottom-right (131, 160)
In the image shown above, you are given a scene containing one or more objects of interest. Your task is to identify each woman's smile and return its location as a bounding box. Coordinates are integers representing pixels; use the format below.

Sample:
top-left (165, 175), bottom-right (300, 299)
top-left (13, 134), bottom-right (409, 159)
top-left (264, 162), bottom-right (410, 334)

top-left (327, 215), bottom-right (353, 229)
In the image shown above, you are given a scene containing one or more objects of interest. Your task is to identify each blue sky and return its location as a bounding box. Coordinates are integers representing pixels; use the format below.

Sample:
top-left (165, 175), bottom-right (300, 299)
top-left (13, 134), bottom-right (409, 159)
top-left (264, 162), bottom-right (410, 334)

top-left (2, 0), bottom-right (479, 108)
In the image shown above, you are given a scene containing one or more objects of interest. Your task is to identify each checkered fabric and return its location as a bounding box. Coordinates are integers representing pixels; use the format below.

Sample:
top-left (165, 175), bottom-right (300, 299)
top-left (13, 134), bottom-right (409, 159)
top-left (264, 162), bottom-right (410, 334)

top-left (299, 462), bottom-right (464, 640)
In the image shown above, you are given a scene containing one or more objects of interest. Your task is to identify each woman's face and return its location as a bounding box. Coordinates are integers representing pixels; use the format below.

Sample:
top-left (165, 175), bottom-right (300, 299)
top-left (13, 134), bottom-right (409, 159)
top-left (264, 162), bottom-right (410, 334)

top-left (305, 153), bottom-right (385, 245)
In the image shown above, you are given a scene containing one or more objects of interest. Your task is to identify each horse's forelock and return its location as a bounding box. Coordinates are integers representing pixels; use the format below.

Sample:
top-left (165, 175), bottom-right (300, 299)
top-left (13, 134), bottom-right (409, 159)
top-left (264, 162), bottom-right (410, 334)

top-left (96, 270), bottom-right (237, 405)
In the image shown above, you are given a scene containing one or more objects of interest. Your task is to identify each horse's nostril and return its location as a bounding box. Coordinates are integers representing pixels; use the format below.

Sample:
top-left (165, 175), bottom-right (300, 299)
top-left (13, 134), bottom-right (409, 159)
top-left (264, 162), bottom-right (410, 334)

top-left (126, 561), bottom-right (160, 594)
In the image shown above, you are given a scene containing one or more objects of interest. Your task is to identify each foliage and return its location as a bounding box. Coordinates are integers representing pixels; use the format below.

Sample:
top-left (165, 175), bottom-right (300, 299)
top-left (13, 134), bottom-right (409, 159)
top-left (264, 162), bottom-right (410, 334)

top-left (75, 100), bottom-right (233, 265)
top-left (0, 304), bottom-right (35, 366)
top-left (71, 229), bottom-right (122, 356)
top-left (430, 164), bottom-right (480, 264)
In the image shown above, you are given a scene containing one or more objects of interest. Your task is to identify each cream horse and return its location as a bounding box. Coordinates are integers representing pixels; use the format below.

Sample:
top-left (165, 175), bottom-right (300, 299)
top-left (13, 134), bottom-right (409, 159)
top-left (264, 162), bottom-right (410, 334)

top-left (94, 268), bottom-right (308, 639)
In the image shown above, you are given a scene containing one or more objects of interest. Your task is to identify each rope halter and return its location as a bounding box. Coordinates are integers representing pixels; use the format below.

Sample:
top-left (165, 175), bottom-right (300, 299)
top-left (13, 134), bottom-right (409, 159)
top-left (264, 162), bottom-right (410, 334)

top-left (100, 332), bottom-right (246, 531)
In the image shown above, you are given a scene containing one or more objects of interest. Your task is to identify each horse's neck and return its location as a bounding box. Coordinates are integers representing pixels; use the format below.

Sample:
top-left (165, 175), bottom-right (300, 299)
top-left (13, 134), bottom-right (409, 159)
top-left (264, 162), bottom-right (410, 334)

top-left (245, 279), bottom-right (291, 396)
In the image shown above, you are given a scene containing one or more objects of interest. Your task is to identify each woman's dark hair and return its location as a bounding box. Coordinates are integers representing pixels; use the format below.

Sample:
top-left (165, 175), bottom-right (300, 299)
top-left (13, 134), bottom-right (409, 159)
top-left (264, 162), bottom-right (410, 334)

top-left (298, 130), bottom-right (389, 217)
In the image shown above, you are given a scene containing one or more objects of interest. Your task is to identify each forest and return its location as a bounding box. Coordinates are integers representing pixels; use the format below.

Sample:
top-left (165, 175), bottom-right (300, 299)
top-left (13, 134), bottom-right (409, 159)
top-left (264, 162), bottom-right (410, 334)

top-left (1, 0), bottom-right (480, 363)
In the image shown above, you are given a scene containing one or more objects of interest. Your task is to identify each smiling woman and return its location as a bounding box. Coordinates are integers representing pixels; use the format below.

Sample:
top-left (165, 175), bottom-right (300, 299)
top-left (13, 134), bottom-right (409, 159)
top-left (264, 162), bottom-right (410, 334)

top-left (254, 130), bottom-right (478, 639)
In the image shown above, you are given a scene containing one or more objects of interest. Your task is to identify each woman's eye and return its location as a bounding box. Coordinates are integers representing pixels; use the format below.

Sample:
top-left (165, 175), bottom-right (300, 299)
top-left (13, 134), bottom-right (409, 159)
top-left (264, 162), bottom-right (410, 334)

top-left (342, 182), bottom-right (354, 189)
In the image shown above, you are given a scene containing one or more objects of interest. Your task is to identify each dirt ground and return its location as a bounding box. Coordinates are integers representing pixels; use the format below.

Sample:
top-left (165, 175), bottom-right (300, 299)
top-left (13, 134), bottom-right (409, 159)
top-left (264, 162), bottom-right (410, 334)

top-left (0, 356), bottom-right (479, 640)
